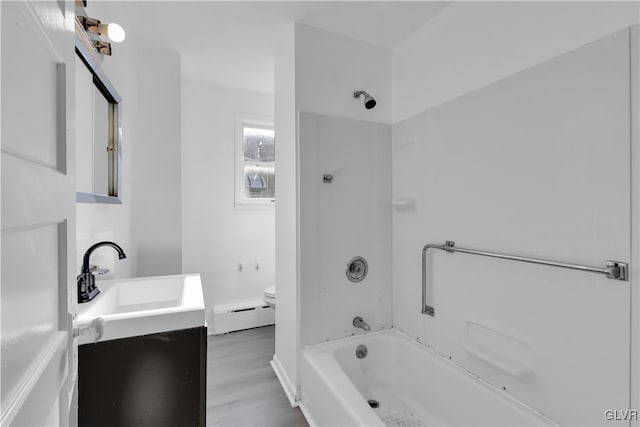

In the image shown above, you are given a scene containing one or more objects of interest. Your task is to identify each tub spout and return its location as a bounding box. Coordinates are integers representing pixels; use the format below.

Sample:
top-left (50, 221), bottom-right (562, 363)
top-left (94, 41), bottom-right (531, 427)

top-left (353, 316), bottom-right (370, 331)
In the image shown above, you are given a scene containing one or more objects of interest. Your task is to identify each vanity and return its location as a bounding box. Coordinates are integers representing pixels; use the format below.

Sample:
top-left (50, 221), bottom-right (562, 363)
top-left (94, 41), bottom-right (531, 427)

top-left (76, 274), bottom-right (207, 426)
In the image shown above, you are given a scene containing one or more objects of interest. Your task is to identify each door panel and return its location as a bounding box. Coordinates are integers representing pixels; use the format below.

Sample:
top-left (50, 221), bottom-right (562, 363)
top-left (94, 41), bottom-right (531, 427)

top-left (1, 2), bottom-right (63, 170)
top-left (1, 1), bottom-right (75, 425)
top-left (1, 223), bottom-right (61, 400)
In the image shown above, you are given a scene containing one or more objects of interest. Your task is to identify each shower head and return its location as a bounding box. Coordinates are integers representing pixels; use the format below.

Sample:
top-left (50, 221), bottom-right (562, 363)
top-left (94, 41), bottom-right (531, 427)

top-left (353, 90), bottom-right (376, 110)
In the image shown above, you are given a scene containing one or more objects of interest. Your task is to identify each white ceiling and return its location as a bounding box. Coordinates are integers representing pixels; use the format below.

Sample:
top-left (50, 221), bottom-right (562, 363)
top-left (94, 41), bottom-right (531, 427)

top-left (94, 1), bottom-right (449, 94)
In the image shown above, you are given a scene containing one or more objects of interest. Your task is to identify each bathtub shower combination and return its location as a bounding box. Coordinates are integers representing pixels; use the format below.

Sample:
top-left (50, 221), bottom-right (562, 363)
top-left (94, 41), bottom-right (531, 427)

top-left (297, 25), bottom-right (635, 427)
top-left (300, 240), bottom-right (629, 427)
top-left (292, 25), bottom-right (636, 427)
top-left (301, 330), bottom-right (555, 427)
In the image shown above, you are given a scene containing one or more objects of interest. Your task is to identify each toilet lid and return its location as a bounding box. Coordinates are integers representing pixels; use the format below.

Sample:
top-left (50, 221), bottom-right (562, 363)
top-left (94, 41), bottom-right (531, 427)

top-left (264, 286), bottom-right (276, 298)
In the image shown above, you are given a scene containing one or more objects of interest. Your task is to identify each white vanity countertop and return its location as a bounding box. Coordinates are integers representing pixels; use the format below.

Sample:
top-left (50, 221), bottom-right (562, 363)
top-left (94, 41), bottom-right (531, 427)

top-left (76, 273), bottom-right (205, 344)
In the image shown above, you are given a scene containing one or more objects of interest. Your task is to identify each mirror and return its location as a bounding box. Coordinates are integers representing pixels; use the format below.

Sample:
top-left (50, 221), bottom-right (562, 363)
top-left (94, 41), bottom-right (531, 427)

top-left (75, 29), bottom-right (122, 204)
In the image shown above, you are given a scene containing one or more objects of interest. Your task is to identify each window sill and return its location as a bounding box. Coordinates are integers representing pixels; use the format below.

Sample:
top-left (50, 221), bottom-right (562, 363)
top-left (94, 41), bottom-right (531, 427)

top-left (234, 199), bottom-right (276, 209)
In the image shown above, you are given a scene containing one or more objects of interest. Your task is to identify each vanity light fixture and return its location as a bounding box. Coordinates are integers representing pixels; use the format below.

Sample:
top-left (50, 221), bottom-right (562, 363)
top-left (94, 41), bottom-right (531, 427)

top-left (93, 40), bottom-right (112, 56)
top-left (80, 16), bottom-right (126, 43)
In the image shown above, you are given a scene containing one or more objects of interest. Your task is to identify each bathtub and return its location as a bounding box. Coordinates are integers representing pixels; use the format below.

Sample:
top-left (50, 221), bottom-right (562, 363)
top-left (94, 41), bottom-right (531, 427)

top-left (300, 329), bottom-right (556, 427)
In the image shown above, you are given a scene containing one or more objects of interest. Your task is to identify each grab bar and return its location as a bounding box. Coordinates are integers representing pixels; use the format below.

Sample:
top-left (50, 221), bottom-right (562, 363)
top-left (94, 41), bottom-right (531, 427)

top-left (422, 240), bottom-right (628, 317)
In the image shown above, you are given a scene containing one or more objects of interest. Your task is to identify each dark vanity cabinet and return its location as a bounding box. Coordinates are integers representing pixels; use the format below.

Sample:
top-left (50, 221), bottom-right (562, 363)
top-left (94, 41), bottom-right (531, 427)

top-left (78, 326), bottom-right (207, 427)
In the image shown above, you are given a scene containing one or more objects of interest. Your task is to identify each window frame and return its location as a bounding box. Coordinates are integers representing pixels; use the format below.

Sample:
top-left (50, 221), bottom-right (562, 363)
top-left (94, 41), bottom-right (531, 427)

top-left (234, 113), bottom-right (276, 207)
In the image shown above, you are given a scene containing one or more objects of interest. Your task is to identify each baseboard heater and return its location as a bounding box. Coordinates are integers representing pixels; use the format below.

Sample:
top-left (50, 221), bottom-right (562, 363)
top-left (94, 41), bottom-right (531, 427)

top-left (211, 300), bottom-right (275, 335)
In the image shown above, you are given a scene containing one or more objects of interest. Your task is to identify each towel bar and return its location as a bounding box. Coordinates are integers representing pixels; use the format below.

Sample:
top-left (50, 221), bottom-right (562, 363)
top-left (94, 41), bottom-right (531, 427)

top-left (421, 240), bottom-right (628, 316)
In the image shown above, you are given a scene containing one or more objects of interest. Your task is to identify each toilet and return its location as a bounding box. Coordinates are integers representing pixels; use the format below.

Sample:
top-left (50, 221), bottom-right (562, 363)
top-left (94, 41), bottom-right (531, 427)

top-left (263, 285), bottom-right (276, 308)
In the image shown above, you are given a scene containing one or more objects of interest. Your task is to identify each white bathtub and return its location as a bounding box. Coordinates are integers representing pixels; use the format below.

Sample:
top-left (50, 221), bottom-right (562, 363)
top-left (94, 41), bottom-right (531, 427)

top-left (301, 329), bottom-right (556, 427)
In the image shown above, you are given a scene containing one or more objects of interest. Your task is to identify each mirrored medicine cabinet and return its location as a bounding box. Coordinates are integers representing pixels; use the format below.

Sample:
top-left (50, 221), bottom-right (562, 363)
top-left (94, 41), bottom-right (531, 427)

top-left (75, 20), bottom-right (122, 204)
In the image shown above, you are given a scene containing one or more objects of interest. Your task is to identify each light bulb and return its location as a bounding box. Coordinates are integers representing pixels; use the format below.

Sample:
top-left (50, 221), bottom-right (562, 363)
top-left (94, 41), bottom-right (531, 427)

top-left (102, 22), bottom-right (125, 43)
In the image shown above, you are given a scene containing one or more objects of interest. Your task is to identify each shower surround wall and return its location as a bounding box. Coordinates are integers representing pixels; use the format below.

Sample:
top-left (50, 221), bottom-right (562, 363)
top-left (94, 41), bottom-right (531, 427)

top-left (390, 3), bottom-right (640, 425)
top-left (295, 24), bottom-right (393, 345)
top-left (273, 23), bottom-right (392, 402)
top-left (299, 113), bottom-right (391, 346)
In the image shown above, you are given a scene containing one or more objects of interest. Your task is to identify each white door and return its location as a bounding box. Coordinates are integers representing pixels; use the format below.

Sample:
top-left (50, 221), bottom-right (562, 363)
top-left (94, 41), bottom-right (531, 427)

top-left (1, 1), bottom-right (76, 425)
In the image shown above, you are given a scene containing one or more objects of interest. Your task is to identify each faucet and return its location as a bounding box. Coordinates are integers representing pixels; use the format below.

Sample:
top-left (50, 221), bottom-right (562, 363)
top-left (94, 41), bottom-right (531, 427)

top-left (78, 241), bottom-right (127, 303)
top-left (353, 316), bottom-right (370, 332)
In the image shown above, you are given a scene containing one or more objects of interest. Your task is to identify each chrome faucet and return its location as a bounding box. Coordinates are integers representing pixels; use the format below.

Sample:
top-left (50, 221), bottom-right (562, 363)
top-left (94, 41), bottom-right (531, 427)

top-left (77, 241), bottom-right (127, 303)
top-left (353, 316), bottom-right (370, 331)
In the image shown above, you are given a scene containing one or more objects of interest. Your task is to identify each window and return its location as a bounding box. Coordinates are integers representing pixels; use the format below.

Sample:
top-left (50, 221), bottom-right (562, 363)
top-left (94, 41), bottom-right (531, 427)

top-left (235, 114), bottom-right (275, 205)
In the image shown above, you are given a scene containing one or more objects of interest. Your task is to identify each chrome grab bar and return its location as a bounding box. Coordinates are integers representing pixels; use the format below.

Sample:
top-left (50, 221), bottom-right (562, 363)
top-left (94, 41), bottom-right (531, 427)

top-left (422, 240), bottom-right (628, 317)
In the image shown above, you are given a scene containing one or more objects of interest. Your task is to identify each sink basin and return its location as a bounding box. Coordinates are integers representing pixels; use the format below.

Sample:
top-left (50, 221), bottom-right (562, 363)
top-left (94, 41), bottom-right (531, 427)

top-left (76, 274), bottom-right (205, 344)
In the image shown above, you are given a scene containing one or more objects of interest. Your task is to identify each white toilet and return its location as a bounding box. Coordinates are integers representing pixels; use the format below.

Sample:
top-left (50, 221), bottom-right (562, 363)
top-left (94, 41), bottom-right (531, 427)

top-left (263, 285), bottom-right (276, 308)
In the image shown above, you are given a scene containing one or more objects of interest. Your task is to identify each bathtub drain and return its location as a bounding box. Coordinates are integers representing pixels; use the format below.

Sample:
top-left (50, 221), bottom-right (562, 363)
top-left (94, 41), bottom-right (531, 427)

top-left (368, 399), bottom-right (380, 409)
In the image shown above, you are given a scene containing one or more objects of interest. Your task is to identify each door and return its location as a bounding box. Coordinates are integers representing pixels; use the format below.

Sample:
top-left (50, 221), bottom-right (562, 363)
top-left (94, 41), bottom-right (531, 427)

top-left (1, 1), bottom-right (76, 425)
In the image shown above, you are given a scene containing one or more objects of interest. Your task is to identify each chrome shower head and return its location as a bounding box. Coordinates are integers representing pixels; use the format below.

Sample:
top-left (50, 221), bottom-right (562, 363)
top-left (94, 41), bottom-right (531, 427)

top-left (353, 90), bottom-right (376, 110)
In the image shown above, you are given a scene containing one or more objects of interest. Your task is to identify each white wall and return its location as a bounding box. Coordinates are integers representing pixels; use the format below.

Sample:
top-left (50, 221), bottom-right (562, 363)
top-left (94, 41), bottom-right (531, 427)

top-left (391, 7), bottom-right (638, 424)
top-left (295, 23), bottom-right (392, 124)
top-left (132, 48), bottom-right (183, 276)
top-left (299, 113), bottom-right (391, 346)
top-left (76, 46), bottom-right (182, 280)
top-left (295, 26), bottom-right (393, 349)
top-left (75, 3), bottom-right (139, 279)
top-left (273, 23), bottom-right (299, 404)
top-left (181, 82), bottom-right (275, 325)
top-left (392, 1), bottom-right (640, 123)
top-left (273, 23), bottom-right (395, 403)
top-left (76, 4), bottom-right (183, 280)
